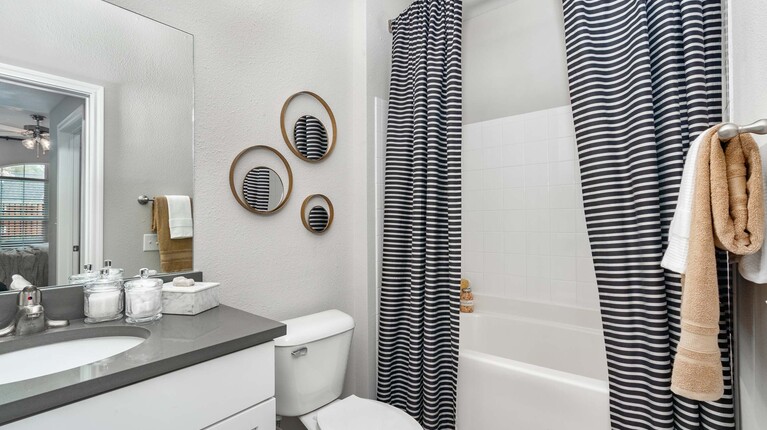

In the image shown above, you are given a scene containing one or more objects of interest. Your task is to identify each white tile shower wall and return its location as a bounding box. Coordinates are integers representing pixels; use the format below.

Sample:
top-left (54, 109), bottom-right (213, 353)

top-left (462, 105), bottom-right (600, 309)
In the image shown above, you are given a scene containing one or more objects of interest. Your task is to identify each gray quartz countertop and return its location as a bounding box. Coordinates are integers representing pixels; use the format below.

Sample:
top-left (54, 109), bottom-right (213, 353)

top-left (0, 305), bottom-right (285, 425)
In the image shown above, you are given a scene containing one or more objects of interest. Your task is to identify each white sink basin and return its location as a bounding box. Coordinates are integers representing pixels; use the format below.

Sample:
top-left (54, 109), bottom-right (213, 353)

top-left (0, 336), bottom-right (145, 385)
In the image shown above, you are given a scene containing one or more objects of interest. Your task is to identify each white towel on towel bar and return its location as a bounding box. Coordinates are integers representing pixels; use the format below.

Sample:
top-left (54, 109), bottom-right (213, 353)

top-left (166, 195), bottom-right (193, 239)
top-left (740, 142), bottom-right (767, 283)
top-left (661, 129), bottom-right (710, 274)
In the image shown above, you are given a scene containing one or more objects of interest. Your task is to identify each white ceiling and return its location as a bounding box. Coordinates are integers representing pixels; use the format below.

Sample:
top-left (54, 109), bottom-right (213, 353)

top-left (0, 82), bottom-right (68, 138)
top-left (0, 106), bottom-right (50, 135)
top-left (0, 82), bottom-right (67, 115)
top-left (464, 0), bottom-right (520, 19)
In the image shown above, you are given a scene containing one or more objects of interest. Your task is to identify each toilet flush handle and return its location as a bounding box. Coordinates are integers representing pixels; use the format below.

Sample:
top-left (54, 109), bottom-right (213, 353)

top-left (291, 346), bottom-right (308, 357)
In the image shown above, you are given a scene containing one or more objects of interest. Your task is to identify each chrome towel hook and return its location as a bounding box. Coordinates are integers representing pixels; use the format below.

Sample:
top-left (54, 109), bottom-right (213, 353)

top-left (718, 119), bottom-right (767, 142)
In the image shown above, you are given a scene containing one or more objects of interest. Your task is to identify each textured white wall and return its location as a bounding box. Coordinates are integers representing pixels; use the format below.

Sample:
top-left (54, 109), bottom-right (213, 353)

top-left (107, 0), bottom-right (356, 314)
top-left (729, 0), bottom-right (767, 428)
top-left (0, 0), bottom-right (194, 277)
top-left (106, 1), bottom-right (382, 412)
top-left (463, 0), bottom-right (570, 124)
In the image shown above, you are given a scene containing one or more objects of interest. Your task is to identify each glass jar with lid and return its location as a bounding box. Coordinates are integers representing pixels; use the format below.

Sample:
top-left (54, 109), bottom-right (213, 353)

top-left (103, 259), bottom-right (124, 280)
top-left (124, 268), bottom-right (163, 324)
top-left (69, 264), bottom-right (99, 285)
top-left (84, 268), bottom-right (124, 323)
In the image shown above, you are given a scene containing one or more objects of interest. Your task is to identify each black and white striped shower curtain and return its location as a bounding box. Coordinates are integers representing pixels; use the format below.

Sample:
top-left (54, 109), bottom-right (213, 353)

top-left (377, 0), bottom-right (462, 429)
top-left (562, 1), bottom-right (733, 429)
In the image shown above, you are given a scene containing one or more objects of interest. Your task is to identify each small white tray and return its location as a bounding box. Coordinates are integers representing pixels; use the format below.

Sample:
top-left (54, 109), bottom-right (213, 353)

top-left (162, 281), bottom-right (220, 293)
top-left (162, 282), bottom-right (220, 315)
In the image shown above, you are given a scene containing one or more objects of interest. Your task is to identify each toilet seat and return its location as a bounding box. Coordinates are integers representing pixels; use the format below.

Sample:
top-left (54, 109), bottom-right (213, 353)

top-left (309, 395), bottom-right (422, 430)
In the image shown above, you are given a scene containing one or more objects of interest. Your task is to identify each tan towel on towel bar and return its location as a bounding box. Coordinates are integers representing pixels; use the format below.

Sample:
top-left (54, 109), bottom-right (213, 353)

top-left (671, 127), bottom-right (764, 401)
top-left (152, 196), bottom-right (193, 273)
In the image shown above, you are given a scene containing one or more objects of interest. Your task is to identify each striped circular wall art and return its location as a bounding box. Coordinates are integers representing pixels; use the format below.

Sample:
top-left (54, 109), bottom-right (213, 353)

top-left (281, 91), bottom-right (336, 162)
top-left (229, 145), bottom-right (293, 215)
top-left (300, 194), bottom-right (334, 234)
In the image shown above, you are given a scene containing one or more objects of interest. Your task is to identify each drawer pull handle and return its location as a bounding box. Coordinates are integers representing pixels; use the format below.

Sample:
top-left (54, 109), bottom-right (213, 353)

top-left (291, 347), bottom-right (308, 357)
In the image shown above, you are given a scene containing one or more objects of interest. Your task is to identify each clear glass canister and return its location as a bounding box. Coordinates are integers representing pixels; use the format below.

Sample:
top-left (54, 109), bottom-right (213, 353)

top-left (103, 259), bottom-right (124, 280)
top-left (69, 264), bottom-right (99, 285)
top-left (84, 268), bottom-right (124, 323)
top-left (124, 268), bottom-right (163, 324)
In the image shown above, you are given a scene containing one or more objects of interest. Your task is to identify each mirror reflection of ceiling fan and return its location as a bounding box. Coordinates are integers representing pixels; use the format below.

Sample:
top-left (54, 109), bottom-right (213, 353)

top-left (0, 114), bottom-right (51, 158)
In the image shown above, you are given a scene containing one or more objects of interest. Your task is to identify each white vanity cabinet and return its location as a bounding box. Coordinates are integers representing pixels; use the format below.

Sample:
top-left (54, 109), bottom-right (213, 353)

top-left (6, 341), bottom-right (276, 430)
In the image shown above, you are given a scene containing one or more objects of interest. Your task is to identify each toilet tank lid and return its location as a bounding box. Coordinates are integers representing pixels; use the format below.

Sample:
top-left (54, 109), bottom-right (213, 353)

top-left (275, 309), bottom-right (355, 347)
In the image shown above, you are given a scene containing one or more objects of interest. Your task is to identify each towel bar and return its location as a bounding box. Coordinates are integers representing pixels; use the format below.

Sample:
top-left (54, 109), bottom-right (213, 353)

top-left (137, 195), bottom-right (154, 205)
top-left (718, 119), bottom-right (767, 142)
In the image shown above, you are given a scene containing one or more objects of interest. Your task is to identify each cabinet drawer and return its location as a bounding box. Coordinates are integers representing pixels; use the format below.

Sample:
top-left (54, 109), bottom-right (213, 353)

top-left (6, 342), bottom-right (275, 429)
top-left (205, 398), bottom-right (275, 430)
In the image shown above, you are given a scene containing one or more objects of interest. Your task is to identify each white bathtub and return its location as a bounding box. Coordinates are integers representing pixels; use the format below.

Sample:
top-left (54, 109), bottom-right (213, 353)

top-left (457, 297), bottom-right (611, 429)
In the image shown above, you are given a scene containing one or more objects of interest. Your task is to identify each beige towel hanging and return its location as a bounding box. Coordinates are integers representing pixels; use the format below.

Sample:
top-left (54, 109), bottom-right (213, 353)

top-left (671, 127), bottom-right (764, 401)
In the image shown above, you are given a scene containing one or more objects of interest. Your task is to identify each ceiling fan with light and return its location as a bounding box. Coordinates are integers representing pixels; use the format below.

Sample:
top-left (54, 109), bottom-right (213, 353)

top-left (0, 114), bottom-right (51, 158)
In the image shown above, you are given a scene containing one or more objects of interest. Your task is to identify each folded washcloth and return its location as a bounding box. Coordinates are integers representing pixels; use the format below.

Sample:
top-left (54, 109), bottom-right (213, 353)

top-left (172, 276), bottom-right (195, 287)
top-left (166, 195), bottom-right (194, 239)
top-left (739, 141), bottom-right (767, 283)
top-left (671, 126), bottom-right (764, 401)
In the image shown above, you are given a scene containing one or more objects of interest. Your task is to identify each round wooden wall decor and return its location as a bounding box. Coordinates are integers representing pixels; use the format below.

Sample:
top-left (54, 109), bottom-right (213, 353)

top-left (281, 91), bottom-right (337, 163)
top-left (229, 145), bottom-right (293, 215)
top-left (300, 194), bottom-right (334, 234)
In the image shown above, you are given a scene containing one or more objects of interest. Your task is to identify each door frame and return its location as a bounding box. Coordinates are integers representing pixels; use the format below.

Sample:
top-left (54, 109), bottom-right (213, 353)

top-left (0, 61), bottom-right (104, 274)
top-left (56, 107), bottom-right (84, 283)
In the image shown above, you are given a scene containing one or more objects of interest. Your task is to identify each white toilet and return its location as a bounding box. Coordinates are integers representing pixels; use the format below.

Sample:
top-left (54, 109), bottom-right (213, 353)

top-left (275, 310), bottom-right (422, 430)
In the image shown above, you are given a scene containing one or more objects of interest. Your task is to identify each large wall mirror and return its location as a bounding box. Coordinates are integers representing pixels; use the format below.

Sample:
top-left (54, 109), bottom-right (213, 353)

top-left (0, 0), bottom-right (194, 291)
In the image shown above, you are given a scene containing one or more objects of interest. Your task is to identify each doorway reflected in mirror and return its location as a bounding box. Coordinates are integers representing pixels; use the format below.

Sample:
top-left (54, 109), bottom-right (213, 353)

top-left (0, 81), bottom-right (85, 290)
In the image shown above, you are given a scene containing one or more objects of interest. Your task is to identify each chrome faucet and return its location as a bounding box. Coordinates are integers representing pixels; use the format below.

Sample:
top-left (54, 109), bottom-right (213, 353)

top-left (0, 286), bottom-right (69, 337)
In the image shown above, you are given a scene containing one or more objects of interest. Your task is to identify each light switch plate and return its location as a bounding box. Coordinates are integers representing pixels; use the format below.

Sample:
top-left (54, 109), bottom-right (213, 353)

top-left (143, 234), bottom-right (159, 252)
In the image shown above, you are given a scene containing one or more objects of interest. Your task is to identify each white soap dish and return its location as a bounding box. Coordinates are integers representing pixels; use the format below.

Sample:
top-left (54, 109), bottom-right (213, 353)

top-left (162, 282), bottom-right (220, 315)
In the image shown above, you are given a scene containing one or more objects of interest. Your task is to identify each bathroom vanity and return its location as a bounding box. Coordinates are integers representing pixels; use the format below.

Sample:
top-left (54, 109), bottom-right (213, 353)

top-left (0, 306), bottom-right (285, 429)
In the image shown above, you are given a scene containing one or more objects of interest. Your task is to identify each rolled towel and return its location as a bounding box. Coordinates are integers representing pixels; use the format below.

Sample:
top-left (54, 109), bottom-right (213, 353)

top-left (10, 274), bottom-right (32, 290)
top-left (172, 276), bottom-right (195, 287)
top-left (740, 139), bottom-right (767, 283)
top-left (671, 127), bottom-right (764, 401)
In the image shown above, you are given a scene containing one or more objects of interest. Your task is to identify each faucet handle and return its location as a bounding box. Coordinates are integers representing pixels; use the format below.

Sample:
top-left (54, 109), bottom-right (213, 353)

top-left (17, 286), bottom-right (41, 307)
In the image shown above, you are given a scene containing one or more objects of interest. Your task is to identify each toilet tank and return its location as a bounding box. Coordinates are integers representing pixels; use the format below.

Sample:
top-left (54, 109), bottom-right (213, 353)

top-left (274, 309), bottom-right (355, 417)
